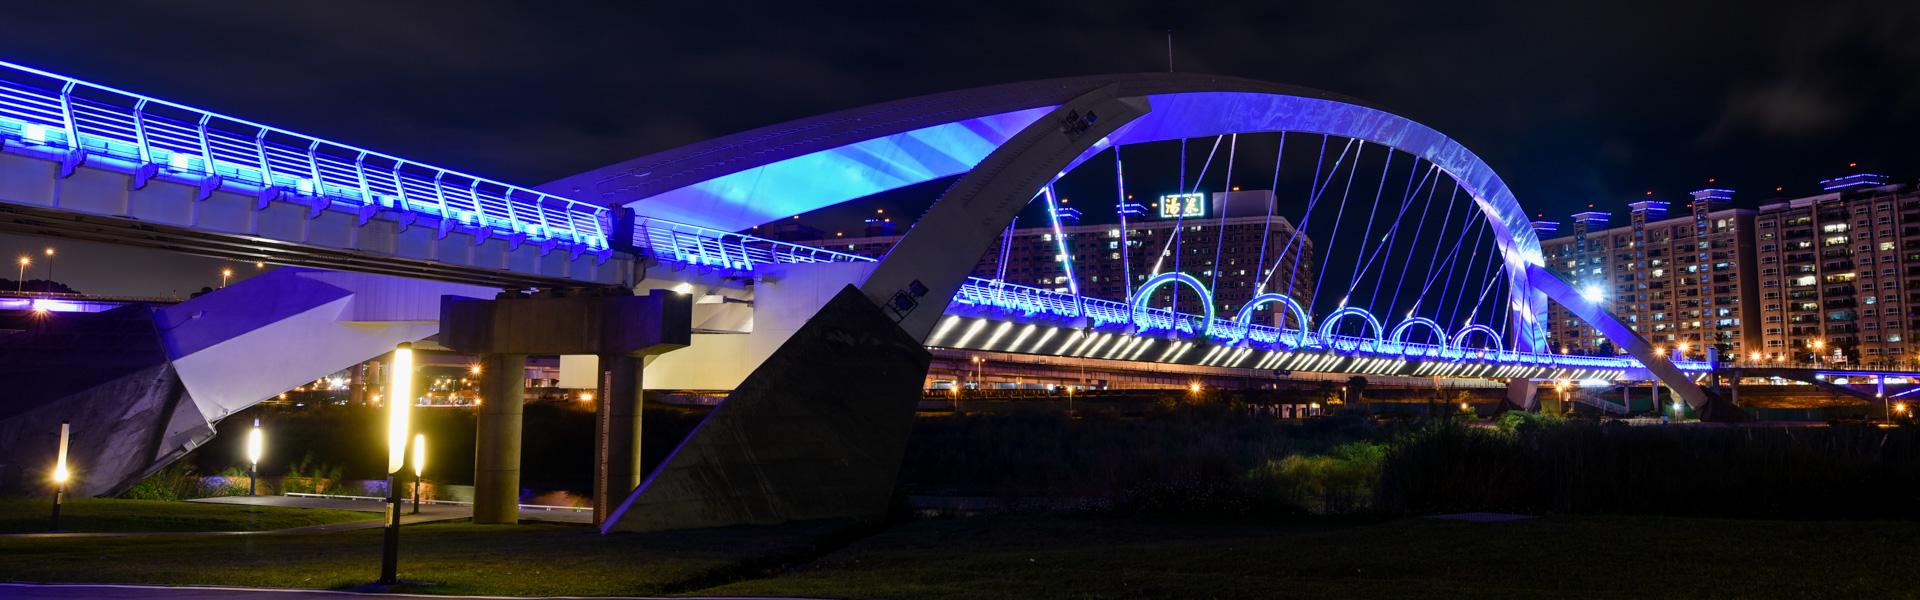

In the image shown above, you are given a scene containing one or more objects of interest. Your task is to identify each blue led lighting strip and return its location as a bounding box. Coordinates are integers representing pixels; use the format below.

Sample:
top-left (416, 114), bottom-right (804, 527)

top-left (0, 59), bottom-right (610, 252)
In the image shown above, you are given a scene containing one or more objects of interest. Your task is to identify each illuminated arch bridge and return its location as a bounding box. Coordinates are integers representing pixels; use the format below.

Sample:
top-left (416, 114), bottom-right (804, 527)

top-left (0, 58), bottom-right (1708, 391)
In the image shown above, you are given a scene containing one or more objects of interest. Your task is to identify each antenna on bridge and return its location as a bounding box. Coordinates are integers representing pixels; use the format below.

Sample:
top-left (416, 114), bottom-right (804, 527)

top-left (1166, 30), bottom-right (1175, 72)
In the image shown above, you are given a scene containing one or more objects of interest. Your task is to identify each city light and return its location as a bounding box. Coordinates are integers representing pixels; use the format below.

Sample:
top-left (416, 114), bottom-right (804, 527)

top-left (246, 418), bottom-right (264, 496)
top-left (413, 433), bottom-right (425, 477)
top-left (1580, 284), bottom-right (1604, 303)
top-left (578, 391), bottom-right (594, 403)
top-left (1460, 402), bottom-right (1471, 412)
top-left (51, 421), bottom-right (69, 485)
top-left (1189, 382), bottom-right (1201, 394)
top-left (412, 432), bottom-right (427, 515)
top-left (51, 421), bottom-right (69, 531)
top-left (469, 364), bottom-right (482, 376)
top-left (381, 342), bottom-right (414, 584)
top-left (387, 343), bottom-right (413, 475)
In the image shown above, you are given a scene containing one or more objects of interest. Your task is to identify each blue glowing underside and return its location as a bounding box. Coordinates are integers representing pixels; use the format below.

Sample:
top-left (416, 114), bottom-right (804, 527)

top-left (631, 107), bottom-right (1056, 231)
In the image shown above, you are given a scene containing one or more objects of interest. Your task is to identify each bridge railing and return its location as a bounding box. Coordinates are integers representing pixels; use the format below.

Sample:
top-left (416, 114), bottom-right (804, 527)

top-left (632, 217), bottom-right (874, 270)
top-left (0, 59), bottom-right (611, 252)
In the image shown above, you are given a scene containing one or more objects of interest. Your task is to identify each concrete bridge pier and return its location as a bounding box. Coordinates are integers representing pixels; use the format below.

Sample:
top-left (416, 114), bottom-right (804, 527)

top-left (473, 353), bottom-right (526, 524)
top-left (440, 290), bottom-right (690, 528)
top-left (593, 353), bottom-right (645, 526)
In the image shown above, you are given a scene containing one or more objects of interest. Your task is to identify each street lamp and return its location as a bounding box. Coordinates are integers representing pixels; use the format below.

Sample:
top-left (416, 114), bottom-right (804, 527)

top-left (42, 247), bottom-right (53, 285)
top-left (380, 342), bottom-right (414, 585)
top-left (51, 421), bottom-right (69, 531)
top-left (411, 433), bottom-right (425, 515)
top-left (246, 419), bottom-right (264, 496)
top-left (220, 268), bottom-right (234, 288)
top-left (16, 256), bottom-right (29, 292)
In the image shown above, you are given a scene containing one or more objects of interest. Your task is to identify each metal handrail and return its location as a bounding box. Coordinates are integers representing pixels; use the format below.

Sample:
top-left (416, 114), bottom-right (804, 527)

top-left (0, 58), bottom-right (609, 251)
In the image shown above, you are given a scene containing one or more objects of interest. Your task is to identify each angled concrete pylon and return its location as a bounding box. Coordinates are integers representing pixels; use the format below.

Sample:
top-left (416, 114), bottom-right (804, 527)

top-left (0, 268), bottom-right (493, 497)
top-left (602, 88), bottom-right (1151, 533)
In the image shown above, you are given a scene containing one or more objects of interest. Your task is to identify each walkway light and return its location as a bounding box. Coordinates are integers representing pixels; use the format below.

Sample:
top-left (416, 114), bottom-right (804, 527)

top-left (246, 419), bottom-right (264, 496)
top-left (380, 342), bottom-right (414, 585)
top-left (51, 421), bottom-right (68, 531)
top-left (387, 344), bottom-right (413, 474)
top-left (411, 433), bottom-right (426, 515)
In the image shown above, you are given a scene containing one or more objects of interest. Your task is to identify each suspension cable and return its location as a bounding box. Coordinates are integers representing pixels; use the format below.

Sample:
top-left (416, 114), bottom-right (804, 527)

top-left (1208, 134), bottom-right (1238, 302)
top-left (1308, 141), bottom-right (1366, 312)
top-left (1358, 163), bottom-right (1437, 312)
top-left (1252, 132), bottom-right (1286, 304)
top-left (1404, 181), bottom-right (1464, 317)
top-left (1114, 146), bottom-right (1133, 303)
top-left (1338, 148), bottom-right (1396, 306)
top-left (1384, 173), bottom-right (1448, 318)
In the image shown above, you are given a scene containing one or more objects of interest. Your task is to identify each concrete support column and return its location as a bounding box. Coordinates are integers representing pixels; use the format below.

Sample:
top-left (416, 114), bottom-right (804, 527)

top-left (593, 354), bottom-right (644, 527)
top-left (473, 353), bottom-right (526, 525)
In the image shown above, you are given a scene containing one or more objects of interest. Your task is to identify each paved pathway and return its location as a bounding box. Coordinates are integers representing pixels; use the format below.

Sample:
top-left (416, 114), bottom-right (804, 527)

top-left (0, 496), bottom-right (590, 540)
top-left (0, 583), bottom-right (819, 599)
top-left (190, 495), bottom-right (594, 525)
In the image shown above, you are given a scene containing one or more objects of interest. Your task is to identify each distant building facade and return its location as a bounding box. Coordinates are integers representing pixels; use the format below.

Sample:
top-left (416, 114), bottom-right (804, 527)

top-left (1542, 174), bottom-right (1920, 367)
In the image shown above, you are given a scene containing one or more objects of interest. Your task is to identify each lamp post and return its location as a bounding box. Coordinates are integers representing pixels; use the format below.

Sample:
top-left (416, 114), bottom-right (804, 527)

top-left (16, 256), bottom-right (29, 292)
top-left (51, 421), bottom-right (68, 531)
top-left (42, 247), bottom-right (53, 286)
top-left (220, 268), bottom-right (234, 288)
top-left (411, 433), bottom-right (425, 515)
top-left (379, 342), bottom-right (414, 586)
top-left (246, 419), bottom-right (264, 496)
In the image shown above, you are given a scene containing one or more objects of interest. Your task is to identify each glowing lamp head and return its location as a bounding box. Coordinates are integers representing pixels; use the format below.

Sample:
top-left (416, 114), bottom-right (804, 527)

top-left (246, 418), bottom-right (264, 466)
top-left (1580, 284), bottom-right (1604, 303)
top-left (16, 256), bottom-right (28, 267)
top-left (1460, 402), bottom-right (1471, 412)
top-left (386, 342), bottom-right (414, 474)
top-left (468, 364), bottom-right (482, 376)
top-left (52, 421), bottom-right (69, 485)
top-left (412, 433), bottom-right (426, 477)
top-left (1189, 382), bottom-right (1201, 394)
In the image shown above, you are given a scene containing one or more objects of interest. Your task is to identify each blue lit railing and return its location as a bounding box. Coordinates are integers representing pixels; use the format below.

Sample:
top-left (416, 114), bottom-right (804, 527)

top-left (634, 217), bottom-right (873, 269)
top-left (0, 59), bottom-right (610, 252)
top-left (949, 277), bottom-right (1712, 372)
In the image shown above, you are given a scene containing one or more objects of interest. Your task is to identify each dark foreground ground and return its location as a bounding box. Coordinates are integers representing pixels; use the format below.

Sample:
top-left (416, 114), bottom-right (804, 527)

top-left (3, 502), bottom-right (1918, 599)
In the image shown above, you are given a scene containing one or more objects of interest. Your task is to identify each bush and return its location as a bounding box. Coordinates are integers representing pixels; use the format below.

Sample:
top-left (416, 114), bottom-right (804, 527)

top-left (1249, 441), bottom-right (1386, 514)
top-left (119, 462), bottom-right (200, 501)
top-left (1376, 420), bottom-right (1920, 519)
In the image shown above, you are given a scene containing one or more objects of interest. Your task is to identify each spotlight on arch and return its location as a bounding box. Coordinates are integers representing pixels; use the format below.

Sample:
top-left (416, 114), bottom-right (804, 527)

top-left (1580, 284), bottom-right (1604, 303)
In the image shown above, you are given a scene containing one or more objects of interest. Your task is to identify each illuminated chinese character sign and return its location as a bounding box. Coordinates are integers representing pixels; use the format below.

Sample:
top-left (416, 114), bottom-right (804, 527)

top-left (1158, 192), bottom-right (1206, 218)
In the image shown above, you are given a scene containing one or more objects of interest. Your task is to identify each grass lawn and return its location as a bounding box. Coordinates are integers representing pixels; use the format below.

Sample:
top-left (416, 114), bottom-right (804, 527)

top-left (0, 498), bottom-right (369, 534)
top-left (3, 511), bottom-right (1917, 598)
top-left (0, 519), bottom-right (850, 596)
top-left (705, 514), bottom-right (1920, 599)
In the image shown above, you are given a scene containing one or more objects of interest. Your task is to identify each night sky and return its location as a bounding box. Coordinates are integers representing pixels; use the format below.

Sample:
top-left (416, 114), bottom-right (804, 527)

top-left (0, 1), bottom-right (1914, 297)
